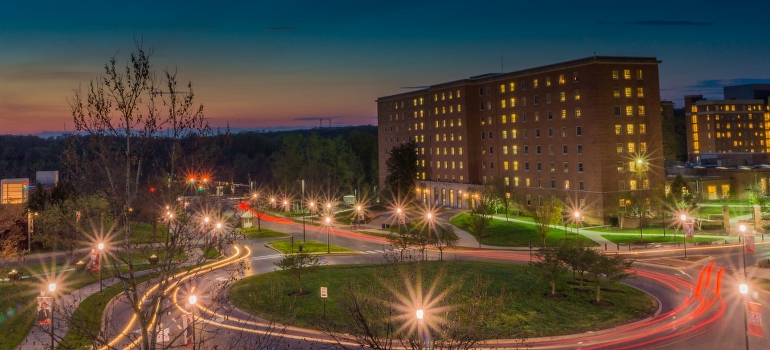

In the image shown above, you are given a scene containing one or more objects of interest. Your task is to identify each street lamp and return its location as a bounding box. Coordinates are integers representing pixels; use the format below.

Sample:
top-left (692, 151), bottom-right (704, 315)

top-left (325, 216), bottom-right (331, 254)
top-left (740, 283), bottom-right (750, 350)
top-left (309, 201), bottom-right (315, 225)
top-left (356, 205), bottom-right (363, 230)
top-left (283, 200), bottom-right (289, 212)
top-left (680, 214), bottom-right (688, 258)
top-left (426, 213), bottom-right (434, 261)
top-left (97, 243), bottom-right (104, 295)
top-left (740, 224), bottom-right (748, 278)
top-left (48, 283), bottom-right (56, 350)
top-left (416, 309), bottom-right (427, 349)
top-left (189, 295), bottom-right (197, 348)
top-left (574, 211), bottom-right (581, 241)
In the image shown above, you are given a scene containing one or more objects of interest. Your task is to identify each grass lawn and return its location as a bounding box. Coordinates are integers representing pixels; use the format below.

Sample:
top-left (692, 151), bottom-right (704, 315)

top-left (695, 205), bottom-right (753, 219)
top-left (451, 213), bottom-right (599, 247)
top-left (268, 240), bottom-right (355, 254)
top-left (601, 234), bottom-right (722, 244)
top-left (129, 222), bottom-right (168, 244)
top-left (203, 247), bottom-right (221, 259)
top-left (228, 261), bottom-right (656, 338)
top-left (359, 231), bottom-right (395, 240)
top-left (240, 227), bottom-right (290, 239)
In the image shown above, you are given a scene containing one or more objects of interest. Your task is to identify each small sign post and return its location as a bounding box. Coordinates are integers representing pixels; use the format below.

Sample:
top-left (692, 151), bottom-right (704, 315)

top-left (746, 235), bottom-right (756, 255)
top-left (321, 287), bottom-right (328, 318)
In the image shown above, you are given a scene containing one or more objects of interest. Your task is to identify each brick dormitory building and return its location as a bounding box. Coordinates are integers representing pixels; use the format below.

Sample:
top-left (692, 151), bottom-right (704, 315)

top-left (377, 56), bottom-right (665, 224)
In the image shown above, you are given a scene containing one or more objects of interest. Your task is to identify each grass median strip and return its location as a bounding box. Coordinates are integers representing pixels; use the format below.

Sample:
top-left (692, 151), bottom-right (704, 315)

top-left (240, 227), bottom-right (290, 239)
top-left (268, 240), bottom-right (355, 254)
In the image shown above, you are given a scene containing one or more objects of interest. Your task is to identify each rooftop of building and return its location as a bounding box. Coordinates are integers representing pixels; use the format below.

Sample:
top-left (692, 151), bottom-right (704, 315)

top-left (377, 55), bottom-right (660, 101)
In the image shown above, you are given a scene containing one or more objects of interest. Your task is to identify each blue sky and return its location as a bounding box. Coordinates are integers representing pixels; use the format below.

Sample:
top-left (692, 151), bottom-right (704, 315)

top-left (1, 0), bottom-right (769, 134)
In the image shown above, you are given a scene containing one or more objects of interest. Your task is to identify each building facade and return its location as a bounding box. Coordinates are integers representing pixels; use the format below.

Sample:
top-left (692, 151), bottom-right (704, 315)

top-left (684, 85), bottom-right (770, 164)
top-left (1, 178), bottom-right (29, 204)
top-left (377, 56), bottom-right (665, 224)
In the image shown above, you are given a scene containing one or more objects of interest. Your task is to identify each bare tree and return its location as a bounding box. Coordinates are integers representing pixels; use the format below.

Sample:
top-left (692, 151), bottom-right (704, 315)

top-left (62, 41), bottom-right (241, 350)
top-left (429, 223), bottom-right (459, 261)
top-left (467, 190), bottom-right (493, 248)
top-left (274, 251), bottom-right (323, 295)
top-left (530, 197), bottom-right (563, 247)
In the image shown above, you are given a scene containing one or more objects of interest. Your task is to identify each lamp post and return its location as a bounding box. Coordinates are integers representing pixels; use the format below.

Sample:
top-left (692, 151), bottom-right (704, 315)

top-left (283, 200), bottom-right (289, 212)
top-left (426, 213), bottom-right (434, 261)
top-left (271, 197), bottom-right (276, 210)
top-left (189, 295), bottom-right (197, 348)
top-left (97, 243), bottom-right (104, 294)
top-left (203, 217), bottom-right (210, 246)
top-left (309, 202), bottom-right (315, 225)
top-left (416, 309), bottom-right (427, 349)
top-left (48, 283), bottom-right (56, 350)
top-left (356, 205), bottom-right (363, 230)
top-left (302, 200), bottom-right (307, 242)
top-left (215, 222), bottom-right (222, 252)
top-left (740, 283), bottom-right (750, 350)
top-left (574, 212), bottom-right (580, 241)
top-left (681, 214), bottom-right (688, 258)
top-left (740, 224), bottom-right (748, 278)
top-left (325, 216), bottom-right (331, 254)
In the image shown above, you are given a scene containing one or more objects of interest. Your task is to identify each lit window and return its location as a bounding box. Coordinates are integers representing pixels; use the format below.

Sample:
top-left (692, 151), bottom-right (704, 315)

top-left (533, 79), bottom-right (539, 89)
top-left (561, 109), bottom-right (567, 119)
top-left (502, 130), bottom-right (508, 139)
top-left (640, 142), bottom-right (647, 153)
top-left (624, 69), bottom-right (631, 80)
top-left (614, 87), bottom-right (620, 98)
top-left (627, 142), bottom-right (635, 153)
top-left (512, 145), bottom-right (518, 154)
top-left (612, 70), bottom-right (619, 80)
top-left (625, 87), bottom-right (632, 98)
top-left (512, 129), bottom-right (517, 139)
top-left (503, 145), bottom-right (508, 155)
top-left (501, 100), bottom-right (507, 108)
top-left (615, 125), bottom-right (622, 135)
top-left (510, 98), bottom-right (516, 107)
top-left (565, 180), bottom-right (570, 189)
top-left (616, 143), bottom-right (623, 153)
top-left (459, 147), bottom-right (463, 155)
top-left (636, 69), bottom-right (643, 80)
top-left (637, 87), bottom-right (644, 98)
top-left (574, 90), bottom-right (580, 100)
top-left (545, 76), bottom-right (551, 86)
top-left (575, 108), bottom-right (581, 118)
top-left (501, 115), bottom-right (507, 124)
top-left (500, 84), bottom-right (506, 93)
top-left (509, 82), bottom-right (515, 91)
top-left (573, 71), bottom-right (579, 82)
top-left (559, 74), bottom-right (565, 84)
top-left (629, 179), bottom-right (637, 190)
top-left (626, 106), bottom-right (633, 116)
top-left (513, 161), bottom-right (519, 170)
top-left (639, 123), bottom-right (646, 134)
top-left (627, 124), bottom-right (634, 135)
top-left (560, 92), bottom-right (566, 102)
top-left (550, 162), bottom-right (555, 172)
top-left (638, 105), bottom-right (646, 116)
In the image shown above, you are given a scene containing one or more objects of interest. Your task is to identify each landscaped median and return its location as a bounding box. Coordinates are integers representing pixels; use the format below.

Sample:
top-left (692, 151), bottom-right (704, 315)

top-left (266, 239), bottom-right (355, 254)
top-left (228, 261), bottom-right (657, 339)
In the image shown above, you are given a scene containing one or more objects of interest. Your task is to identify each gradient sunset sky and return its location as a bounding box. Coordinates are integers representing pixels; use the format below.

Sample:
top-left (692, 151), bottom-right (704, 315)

top-left (1, 0), bottom-right (769, 135)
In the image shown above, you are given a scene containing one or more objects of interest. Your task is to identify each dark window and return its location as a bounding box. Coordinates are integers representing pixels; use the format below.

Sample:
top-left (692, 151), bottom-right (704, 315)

top-left (536, 145), bottom-right (541, 154)
top-left (537, 162), bottom-right (542, 171)
top-left (551, 179), bottom-right (556, 189)
top-left (481, 132), bottom-right (485, 140)
top-left (488, 131), bottom-right (493, 139)
top-left (577, 144), bottom-right (583, 154)
top-left (578, 162), bottom-right (583, 172)
top-left (576, 126), bottom-right (582, 136)
top-left (490, 161), bottom-right (494, 169)
top-left (536, 129), bottom-right (541, 138)
top-left (579, 181), bottom-right (584, 190)
top-left (489, 146), bottom-right (494, 154)
top-left (614, 106), bottom-right (622, 116)
top-left (562, 145), bottom-right (568, 154)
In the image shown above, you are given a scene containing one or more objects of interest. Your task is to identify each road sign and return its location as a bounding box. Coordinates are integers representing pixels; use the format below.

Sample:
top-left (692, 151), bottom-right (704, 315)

top-left (320, 286), bottom-right (328, 298)
top-left (747, 301), bottom-right (763, 337)
top-left (746, 235), bottom-right (756, 255)
top-left (684, 222), bottom-right (694, 238)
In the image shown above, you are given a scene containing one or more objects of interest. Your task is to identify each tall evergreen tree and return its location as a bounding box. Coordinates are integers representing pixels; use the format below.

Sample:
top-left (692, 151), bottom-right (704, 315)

top-left (384, 140), bottom-right (418, 200)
